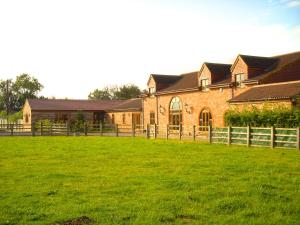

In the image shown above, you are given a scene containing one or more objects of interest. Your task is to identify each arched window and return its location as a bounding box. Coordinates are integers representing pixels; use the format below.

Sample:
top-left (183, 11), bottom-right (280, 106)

top-left (199, 109), bottom-right (212, 131)
top-left (169, 97), bottom-right (182, 129)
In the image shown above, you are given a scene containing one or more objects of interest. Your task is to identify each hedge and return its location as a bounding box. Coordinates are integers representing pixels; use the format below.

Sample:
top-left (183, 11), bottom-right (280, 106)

top-left (224, 106), bottom-right (300, 128)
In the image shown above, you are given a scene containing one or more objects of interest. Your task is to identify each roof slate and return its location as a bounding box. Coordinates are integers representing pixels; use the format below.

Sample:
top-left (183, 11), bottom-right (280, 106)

top-left (239, 55), bottom-right (278, 69)
top-left (229, 81), bottom-right (300, 103)
top-left (108, 98), bottom-right (142, 112)
top-left (156, 71), bottom-right (199, 94)
top-left (27, 99), bottom-right (125, 111)
top-left (150, 74), bottom-right (180, 85)
top-left (153, 51), bottom-right (300, 94)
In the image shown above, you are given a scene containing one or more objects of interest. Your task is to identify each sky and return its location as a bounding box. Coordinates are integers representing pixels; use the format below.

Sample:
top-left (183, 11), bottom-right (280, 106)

top-left (0, 0), bottom-right (299, 99)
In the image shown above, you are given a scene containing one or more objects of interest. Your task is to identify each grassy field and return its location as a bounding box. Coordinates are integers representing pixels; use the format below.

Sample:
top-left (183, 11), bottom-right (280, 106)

top-left (0, 137), bottom-right (300, 225)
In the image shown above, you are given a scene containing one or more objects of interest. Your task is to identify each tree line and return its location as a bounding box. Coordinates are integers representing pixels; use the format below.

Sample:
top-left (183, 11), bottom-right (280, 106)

top-left (0, 74), bottom-right (143, 118)
top-left (88, 84), bottom-right (144, 100)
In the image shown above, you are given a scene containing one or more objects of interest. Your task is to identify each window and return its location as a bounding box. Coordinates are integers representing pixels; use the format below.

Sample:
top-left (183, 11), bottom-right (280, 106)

top-left (201, 79), bottom-right (209, 91)
top-left (169, 97), bottom-right (182, 130)
top-left (150, 112), bottom-right (155, 124)
top-left (235, 73), bottom-right (245, 87)
top-left (25, 114), bottom-right (29, 123)
top-left (199, 109), bottom-right (212, 131)
top-left (112, 114), bottom-right (115, 124)
top-left (132, 113), bottom-right (141, 125)
top-left (149, 87), bottom-right (155, 96)
top-left (122, 113), bottom-right (126, 124)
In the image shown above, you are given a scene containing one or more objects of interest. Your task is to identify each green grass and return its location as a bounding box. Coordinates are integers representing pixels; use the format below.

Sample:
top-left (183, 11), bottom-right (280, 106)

top-left (0, 137), bottom-right (300, 225)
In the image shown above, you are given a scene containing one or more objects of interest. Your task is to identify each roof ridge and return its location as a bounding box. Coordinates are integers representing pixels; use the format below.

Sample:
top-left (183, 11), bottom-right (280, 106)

top-left (271, 51), bottom-right (300, 58)
top-left (204, 62), bottom-right (232, 66)
top-left (180, 71), bottom-right (199, 76)
top-left (254, 80), bottom-right (300, 88)
top-left (28, 98), bottom-right (123, 101)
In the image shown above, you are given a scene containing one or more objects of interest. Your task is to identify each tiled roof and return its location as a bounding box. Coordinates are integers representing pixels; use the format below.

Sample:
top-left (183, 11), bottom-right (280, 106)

top-left (229, 81), bottom-right (300, 103)
top-left (205, 63), bottom-right (231, 80)
top-left (153, 52), bottom-right (300, 94)
top-left (156, 71), bottom-right (199, 94)
top-left (239, 55), bottom-right (278, 70)
top-left (204, 63), bottom-right (232, 85)
top-left (150, 74), bottom-right (180, 84)
top-left (27, 99), bottom-right (125, 111)
top-left (108, 98), bottom-right (142, 112)
top-left (243, 51), bottom-right (300, 83)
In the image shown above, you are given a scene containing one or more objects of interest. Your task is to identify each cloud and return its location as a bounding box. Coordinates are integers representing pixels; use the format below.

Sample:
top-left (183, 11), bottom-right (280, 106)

top-left (278, 0), bottom-right (300, 7)
top-left (287, 0), bottom-right (300, 7)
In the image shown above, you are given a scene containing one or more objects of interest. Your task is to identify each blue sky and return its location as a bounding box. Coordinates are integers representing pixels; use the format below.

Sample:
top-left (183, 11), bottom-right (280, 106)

top-left (0, 0), bottom-right (299, 98)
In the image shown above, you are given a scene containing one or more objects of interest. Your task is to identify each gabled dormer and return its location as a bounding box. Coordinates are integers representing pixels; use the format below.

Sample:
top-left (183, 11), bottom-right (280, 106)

top-left (147, 75), bottom-right (157, 96)
top-left (147, 74), bottom-right (180, 96)
top-left (198, 63), bottom-right (232, 90)
top-left (231, 55), bottom-right (278, 87)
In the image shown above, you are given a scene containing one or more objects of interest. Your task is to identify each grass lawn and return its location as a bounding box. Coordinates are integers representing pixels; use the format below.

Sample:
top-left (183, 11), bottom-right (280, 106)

top-left (0, 137), bottom-right (300, 225)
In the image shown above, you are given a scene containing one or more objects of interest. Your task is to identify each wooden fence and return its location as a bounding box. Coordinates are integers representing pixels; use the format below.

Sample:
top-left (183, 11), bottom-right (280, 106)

top-left (0, 122), bottom-right (145, 138)
top-left (146, 124), bottom-right (299, 149)
top-left (0, 122), bottom-right (299, 149)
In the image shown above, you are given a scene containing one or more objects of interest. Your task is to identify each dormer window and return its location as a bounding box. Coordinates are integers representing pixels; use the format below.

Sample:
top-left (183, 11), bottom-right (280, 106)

top-left (200, 79), bottom-right (209, 91)
top-left (149, 87), bottom-right (155, 96)
top-left (235, 73), bottom-right (245, 87)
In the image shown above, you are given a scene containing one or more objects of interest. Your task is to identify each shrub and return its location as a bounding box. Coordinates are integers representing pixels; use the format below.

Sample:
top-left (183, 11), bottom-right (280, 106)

top-left (224, 106), bottom-right (300, 128)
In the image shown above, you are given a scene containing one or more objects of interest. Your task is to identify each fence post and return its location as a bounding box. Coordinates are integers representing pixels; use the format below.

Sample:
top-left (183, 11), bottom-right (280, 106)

top-left (66, 122), bottom-right (70, 136)
top-left (116, 124), bottom-right (119, 137)
top-left (208, 125), bottom-right (212, 144)
top-left (41, 121), bottom-right (43, 136)
top-left (10, 124), bottom-right (13, 136)
top-left (192, 125), bottom-right (196, 141)
top-left (100, 122), bottom-right (103, 136)
top-left (297, 127), bottom-right (300, 150)
top-left (179, 124), bottom-right (182, 140)
top-left (31, 122), bottom-right (35, 136)
top-left (227, 126), bottom-right (231, 145)
top-left (246, 126), bottom-right (250, 147)
top-left (50, 122), bottom-right (53, 136)
top-left (166, 124), bottom-right (169, 139)
top-left (270, 126), bottom-right (274, 148)
top-left (84, 122), bottom-right (88, 136)
top-left (132, 123), bottom-right (135, 137)
top-left (146, 124), bottom-right (150, 139)
top-left (154, 124), bottom-right (157, 139)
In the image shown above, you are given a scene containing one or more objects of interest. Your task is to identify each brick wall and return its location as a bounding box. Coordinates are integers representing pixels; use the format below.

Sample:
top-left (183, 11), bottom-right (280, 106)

top-left (142, 84), bottom-right (267, 127)
top-left (30, 111), bottom-right (94, 124)
top-left (106, 112), bottom-right (142, 126)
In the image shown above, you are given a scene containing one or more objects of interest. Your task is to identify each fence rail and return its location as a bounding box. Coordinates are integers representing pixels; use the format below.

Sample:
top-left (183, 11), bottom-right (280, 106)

top-left (0, 122), bottom-right (147, 138)
top-left (0, 122), bottom-right (299, 150)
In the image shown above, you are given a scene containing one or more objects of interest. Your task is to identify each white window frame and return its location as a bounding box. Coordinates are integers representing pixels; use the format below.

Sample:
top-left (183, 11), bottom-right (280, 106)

top-left (235, 73), bottom-right (245, 87)
top-left (201, 79), bottom-right (209, 91)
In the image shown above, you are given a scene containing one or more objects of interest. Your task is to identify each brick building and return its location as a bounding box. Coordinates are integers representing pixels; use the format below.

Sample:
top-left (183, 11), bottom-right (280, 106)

top-left (23, 51), bottom-right (300, 129)
top-left (142, 51), bottom-right (300, 129)
top-left (23, 98), bottom-right (142, 126)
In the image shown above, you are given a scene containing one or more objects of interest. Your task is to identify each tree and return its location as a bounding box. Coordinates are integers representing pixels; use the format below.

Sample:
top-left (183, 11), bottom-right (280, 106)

top-left (88, 87), bottom-right (112, 100)
top-left (12, 74), bottom-right (43, 110)
top-left (0, 74), bottom-right (43, 114)
top-left (89, 84), bottom-right (141, 100)
top-left (0, 79), bottom-right (15, 115)
top-left (114, 84), bottom-right (142, 100)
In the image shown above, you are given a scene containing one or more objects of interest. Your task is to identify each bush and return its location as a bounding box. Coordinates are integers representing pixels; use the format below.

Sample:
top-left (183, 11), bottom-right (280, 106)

top-left (225, 106), bottom-right (300, 128)
top-left (0, 110), bottom-right (23, 123)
